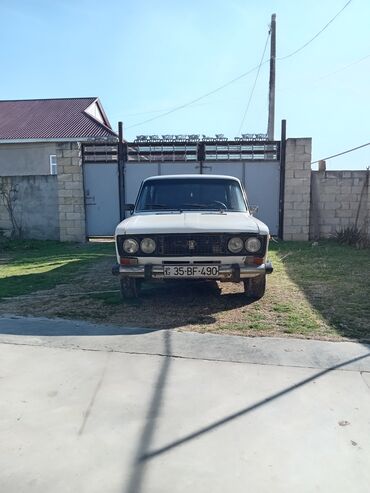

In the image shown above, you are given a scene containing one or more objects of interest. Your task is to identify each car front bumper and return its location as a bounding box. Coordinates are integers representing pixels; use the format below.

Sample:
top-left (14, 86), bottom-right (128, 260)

top-left (112, 262), bottom-right (273, 281)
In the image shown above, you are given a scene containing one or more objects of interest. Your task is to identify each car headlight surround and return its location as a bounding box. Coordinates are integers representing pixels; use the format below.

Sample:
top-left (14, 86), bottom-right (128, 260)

top-left (123, 238), bottom-right (139, 254)
top-left (140, 237), bottom-right (156, 254)
top-left (228, 237), bottom-right (244, 254)
top-left (245, 237), bottom-right (261, 253)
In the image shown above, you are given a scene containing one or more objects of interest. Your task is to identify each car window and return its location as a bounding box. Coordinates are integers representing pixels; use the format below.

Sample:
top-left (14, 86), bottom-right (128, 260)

top-left (136, 178), bottom-right (247, 212)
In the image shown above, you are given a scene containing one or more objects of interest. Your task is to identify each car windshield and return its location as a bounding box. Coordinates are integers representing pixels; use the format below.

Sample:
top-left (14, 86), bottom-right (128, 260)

top-left (136, 178), bottom-right (247, 212)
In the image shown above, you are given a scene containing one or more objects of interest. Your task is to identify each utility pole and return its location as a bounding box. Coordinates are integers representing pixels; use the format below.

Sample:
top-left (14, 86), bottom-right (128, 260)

top-left (267, 13), bottom-right (276, 141)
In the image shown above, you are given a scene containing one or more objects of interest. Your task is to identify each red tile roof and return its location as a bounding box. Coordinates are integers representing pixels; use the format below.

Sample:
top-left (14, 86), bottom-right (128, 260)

top-left (0, 97), bottom-right (117, 141)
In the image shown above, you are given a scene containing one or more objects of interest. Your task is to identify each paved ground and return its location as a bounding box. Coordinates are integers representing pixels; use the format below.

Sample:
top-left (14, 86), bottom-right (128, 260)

top-left (0, 316), bottom-right (369, 493)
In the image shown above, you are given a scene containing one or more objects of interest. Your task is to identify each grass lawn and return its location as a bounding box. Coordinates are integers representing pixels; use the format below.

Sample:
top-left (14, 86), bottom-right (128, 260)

top-left (0, 239), bottom-right (113, 298)
top-left (0, 238), bottom-right (369, 342)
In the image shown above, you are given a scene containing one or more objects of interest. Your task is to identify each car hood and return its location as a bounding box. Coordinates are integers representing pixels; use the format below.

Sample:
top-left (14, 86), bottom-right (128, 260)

top-left (115, 212), bottom-right (269, 235)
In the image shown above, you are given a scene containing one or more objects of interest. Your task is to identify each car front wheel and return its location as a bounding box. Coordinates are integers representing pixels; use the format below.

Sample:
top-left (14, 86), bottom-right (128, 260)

top-left (244, 275), bottom-right (266, 300)
top-left (120, 277), bottom-right (141, 299)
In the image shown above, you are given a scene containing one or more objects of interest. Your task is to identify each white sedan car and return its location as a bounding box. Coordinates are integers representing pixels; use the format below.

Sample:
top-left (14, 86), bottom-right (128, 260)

top-left (113, 174), bottom-right (273, 299)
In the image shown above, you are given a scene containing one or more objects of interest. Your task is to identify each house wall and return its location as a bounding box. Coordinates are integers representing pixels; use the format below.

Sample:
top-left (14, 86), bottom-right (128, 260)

top-left (310, 170), bottom-right (369, 239)
top-left (0, 175), bottom-right (59, 240)
top-left (0, 143), bottom-right (57, 176)
top-left (0, 143), bottom-right (87, 242)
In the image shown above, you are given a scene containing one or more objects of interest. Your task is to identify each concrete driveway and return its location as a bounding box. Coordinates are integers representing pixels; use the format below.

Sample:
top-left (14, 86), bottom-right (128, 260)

top-left (0, 316), bottom-right (369, 493)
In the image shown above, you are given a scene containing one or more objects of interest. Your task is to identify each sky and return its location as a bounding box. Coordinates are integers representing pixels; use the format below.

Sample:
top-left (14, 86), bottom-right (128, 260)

top-left (0, 0), bottom-right (369, 169)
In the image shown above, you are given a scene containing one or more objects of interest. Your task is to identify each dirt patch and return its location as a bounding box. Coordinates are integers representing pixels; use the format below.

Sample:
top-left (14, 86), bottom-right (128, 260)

top-left (0, 255), bottom-right (334, 340)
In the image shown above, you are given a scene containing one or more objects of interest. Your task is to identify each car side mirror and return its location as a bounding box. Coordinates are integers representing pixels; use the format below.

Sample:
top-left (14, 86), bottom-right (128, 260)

top-left (123, 204), bottom-right (135, 214)
top-left (249, 205), bottom-right (258, 215)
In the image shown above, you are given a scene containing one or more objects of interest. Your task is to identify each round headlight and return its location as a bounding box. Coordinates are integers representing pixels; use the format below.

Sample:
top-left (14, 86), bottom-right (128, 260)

top-left (245, 237), bottom-right (261, 253)
top-left (140, 237), bottom-right (156, 254)
top-left (123, 238), bottom-right (139, 254)
top-left (228, 237), bottom-right (244, 253)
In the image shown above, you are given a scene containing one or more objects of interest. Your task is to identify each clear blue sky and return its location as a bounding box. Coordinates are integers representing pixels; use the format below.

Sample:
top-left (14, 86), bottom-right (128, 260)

top-left (1, 0), bottom-right (369, 169)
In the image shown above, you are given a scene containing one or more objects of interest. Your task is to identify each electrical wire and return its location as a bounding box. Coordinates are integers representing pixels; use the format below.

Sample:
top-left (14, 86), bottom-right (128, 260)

top-left (125, 61), bottom-right (269, 129)
top-left (314, 52), bottom-right (370, 81)
top-left (125, 51), bottom-right (369, 119)
top-left (126, 0), bottom-right (354, 130)
top-left (311, 142), bottom-right (370, 164)
top-left (277, 52), bottom-right (370, 93)
top-left (277, 0), bottom-right (353, 61)
top-left (237, 32), bottom-right (270, 135)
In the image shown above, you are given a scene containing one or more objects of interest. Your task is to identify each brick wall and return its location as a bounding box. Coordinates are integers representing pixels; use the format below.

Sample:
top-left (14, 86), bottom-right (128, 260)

top-left (283, 138), bottom-right (312, 240)
top-left (56, 142), bottom-right (86, 242)
top-left (310, 170), bottom-right (369, 239)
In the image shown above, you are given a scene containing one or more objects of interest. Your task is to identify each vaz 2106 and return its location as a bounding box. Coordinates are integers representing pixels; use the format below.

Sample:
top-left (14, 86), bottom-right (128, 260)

top-left (112, 174), bottom-right (273, 300)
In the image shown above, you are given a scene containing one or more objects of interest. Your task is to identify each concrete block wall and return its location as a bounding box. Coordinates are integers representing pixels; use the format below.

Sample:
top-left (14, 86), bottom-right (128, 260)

top-left (56, 142), bottom-right (86, 242)
top-left (0, 175), bottom-right (60, 240)
top-left (310, 170), bottom-right (369, 239)
top-left (283, 138), bottom-right (312, 240)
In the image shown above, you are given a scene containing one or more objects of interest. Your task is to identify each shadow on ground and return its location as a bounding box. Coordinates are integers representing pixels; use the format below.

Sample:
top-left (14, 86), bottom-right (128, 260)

top-left (273, 241), bottom-right (370, 342)
top-left (0, 317), bottom-right (163, 336)
top-left (0, 239), bottom-right (113, 299)
top-left (0, 280), bottom-right (254, 335)
top-left (123, 328), bottom-right (370, 493)
top-left (91, 280), bottom-right (254, 330)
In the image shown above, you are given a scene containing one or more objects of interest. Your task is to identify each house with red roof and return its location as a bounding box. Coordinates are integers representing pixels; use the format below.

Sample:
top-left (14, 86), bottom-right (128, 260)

top-left (0, 97), bottom-right (117, 176)
top-left (0, 97), bottom-right (117, 242)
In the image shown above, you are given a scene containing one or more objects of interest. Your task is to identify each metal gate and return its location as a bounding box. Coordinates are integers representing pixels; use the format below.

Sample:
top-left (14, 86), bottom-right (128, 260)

top-left (82, 132), bottom-right (284, 237)
top-left (83, 145), bottom-right (120, 236)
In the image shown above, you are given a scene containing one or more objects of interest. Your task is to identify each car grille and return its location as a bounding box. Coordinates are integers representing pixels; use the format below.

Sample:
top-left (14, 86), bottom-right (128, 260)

top-left (158, 234), bottom-right (226, 256)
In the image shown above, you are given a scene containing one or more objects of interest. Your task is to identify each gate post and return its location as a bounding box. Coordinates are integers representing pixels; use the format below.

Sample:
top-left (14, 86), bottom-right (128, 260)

top-left (283, 137), bottom-right (312, 241)
top-left (118, 122), bottom-right (126, 220)
top-left (56, 142), bottom-right (86, 242)
top-left (197, 142), bottom-right (205, 174)
top-left (278, 119), bottom-right (287, 239)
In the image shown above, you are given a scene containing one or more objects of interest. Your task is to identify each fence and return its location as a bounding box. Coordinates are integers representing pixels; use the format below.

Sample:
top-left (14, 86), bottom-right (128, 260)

top-left (0, 175), bottom-right (59, 240)
top-left (310, 169), bottom-right (369, 239)
top-left (1, 139), bottom-right (368, 243)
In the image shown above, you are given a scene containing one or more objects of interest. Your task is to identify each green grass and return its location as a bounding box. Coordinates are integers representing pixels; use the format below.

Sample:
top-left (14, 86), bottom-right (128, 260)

top-left (213, 240), bottom-right (369, 340)
top-left (0, 238), bottom-right (369, 342)
top-left (268, 240), bottom-right (370, 340)
top-left (0, 239), bottom-right (114, 299)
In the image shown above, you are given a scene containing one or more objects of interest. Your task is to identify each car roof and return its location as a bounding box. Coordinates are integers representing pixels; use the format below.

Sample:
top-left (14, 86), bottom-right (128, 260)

top-left (143, 174), bottom-right (240, 182)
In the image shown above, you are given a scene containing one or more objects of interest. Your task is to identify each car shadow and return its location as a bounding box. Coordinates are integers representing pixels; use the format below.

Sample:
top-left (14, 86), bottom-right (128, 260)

top-left (0, 279), bottom-right (254, 336)
top-left (115, 279), bottom-right (255, 330)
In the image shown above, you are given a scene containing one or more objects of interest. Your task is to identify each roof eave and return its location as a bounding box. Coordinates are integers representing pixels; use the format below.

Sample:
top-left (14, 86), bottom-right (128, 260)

top-left (0, 137), bottom-right (119, 144)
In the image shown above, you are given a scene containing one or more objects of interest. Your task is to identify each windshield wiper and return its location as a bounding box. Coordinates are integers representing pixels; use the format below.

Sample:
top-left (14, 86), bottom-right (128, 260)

top-left (181, 203), bottom-right (228, 210)
top-left (143, 203), bottom-right (170, 209)
top-left (181, 203), bottom-right (212, 209)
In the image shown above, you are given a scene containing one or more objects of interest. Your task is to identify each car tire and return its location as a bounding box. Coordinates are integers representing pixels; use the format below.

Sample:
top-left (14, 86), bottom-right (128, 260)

top-left (120, 277), bottom-right (141, 299)
top-left (244, 275), bottom-right (266, 300)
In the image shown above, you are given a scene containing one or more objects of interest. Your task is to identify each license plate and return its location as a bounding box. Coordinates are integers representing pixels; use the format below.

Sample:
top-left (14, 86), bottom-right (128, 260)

top-left (163, 265), bottom-right (219, 278)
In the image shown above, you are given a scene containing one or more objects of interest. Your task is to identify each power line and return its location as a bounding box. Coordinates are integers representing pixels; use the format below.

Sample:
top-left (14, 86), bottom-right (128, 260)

top-left (237, 31), bottom-right (270, 135)
top-left (277, 52), bottom-right (370, 93)
top-left (315, 52), bottom-right (370, 81)
top-left (126, 0), bottom-right (354, 130)
top-left (311, 141), bottom-right (370, 164)
top-left (125, 52), bottom-right (369, 119)
top-left (124, 98), bottom-right (241, 118)
top-left (277, 0), bottom-right (353, 61)
top-left (125, 61), bottom-right (268, 129)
